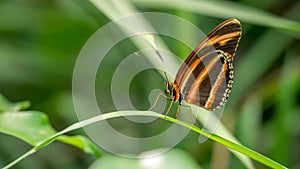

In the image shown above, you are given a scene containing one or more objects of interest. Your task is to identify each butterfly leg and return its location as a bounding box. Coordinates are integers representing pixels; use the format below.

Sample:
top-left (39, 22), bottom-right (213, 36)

top-left (180, 104), bottom-right (198, 127)
top-left (165, 98), bottom-right (174, 116)
top-left (176, 104), bottom-right (181, 119)
top-left (149, 93), bottom-right (172, 111)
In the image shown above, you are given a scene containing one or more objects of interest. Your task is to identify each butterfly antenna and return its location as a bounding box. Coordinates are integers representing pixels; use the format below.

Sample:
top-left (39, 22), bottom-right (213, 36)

top-left (155, 50), bottom-right (164, 62)
top-left (143, 34), bottom-right (164, 62)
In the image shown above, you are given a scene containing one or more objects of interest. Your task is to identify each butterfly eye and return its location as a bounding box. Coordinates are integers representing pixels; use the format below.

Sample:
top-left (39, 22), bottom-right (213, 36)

top-left (168, 83), bottom-right (173, 91)
top-left (164, 82), bottom-right (173, 95)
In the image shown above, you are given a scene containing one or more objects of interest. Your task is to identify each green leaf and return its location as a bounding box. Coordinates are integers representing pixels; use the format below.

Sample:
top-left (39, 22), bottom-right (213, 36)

top-left (57, 135), bottom-right (101, 157)
top-left (0, 94), bottom-right (30, 112)
top-left (0, 111), bottom-right (56, 145)
top-left (0, 111), bottom-right (101, 157)
top-left (0, 94), bottom-right (101, 159)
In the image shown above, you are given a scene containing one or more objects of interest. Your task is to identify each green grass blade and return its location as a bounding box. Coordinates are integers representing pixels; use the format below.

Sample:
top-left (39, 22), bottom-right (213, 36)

top-left (131, 0), bottom-right (300, 33)
top-left (3, 111), bottom-right (288, 169)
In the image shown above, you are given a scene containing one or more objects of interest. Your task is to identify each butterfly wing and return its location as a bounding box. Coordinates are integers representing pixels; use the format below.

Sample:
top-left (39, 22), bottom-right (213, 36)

top-left (174, 18), bottom-right (242, 110)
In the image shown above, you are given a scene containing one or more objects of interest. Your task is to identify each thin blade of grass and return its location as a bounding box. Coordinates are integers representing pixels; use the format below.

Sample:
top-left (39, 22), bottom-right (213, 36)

top-left (131, 0), bottom-right (300, 34)
top-left (3, 111), bottom-right (288, 169)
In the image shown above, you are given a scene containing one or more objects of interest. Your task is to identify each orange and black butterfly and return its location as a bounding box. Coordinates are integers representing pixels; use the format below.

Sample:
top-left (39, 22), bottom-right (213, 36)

top-left (161, 18), bottom-right (242, 114)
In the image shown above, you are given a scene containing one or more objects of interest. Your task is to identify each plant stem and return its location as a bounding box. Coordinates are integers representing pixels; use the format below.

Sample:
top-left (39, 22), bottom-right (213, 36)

top-left (2, 111), bottom-right (288, 169)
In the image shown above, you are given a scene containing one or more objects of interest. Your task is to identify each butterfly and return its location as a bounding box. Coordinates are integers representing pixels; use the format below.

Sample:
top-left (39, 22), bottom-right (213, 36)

top-left (152, 18), bottom-right (242, 116)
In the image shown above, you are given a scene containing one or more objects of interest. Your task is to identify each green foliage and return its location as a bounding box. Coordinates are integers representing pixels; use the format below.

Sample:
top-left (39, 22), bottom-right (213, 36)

top-left (0, 94), bottom-right (30, 112)
top-left (0, 94), bottom-right (101, 165)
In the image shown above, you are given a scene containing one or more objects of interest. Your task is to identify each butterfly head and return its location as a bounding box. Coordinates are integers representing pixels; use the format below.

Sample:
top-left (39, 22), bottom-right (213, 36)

top-left (164, 81), bottom-right (174, 95)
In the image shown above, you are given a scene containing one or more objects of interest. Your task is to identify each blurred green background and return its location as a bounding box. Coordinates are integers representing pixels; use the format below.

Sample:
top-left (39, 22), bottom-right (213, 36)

top-left (0, 0), bottom-right (299, 169)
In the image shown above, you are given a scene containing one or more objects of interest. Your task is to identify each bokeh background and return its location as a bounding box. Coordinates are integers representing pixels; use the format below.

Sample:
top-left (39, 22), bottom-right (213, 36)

top-left (0, 0), bottom-right (299, 169)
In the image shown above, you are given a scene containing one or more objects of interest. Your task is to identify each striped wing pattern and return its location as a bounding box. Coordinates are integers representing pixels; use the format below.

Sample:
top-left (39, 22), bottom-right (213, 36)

top-left (174, 19), bottom-right (242, 110)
